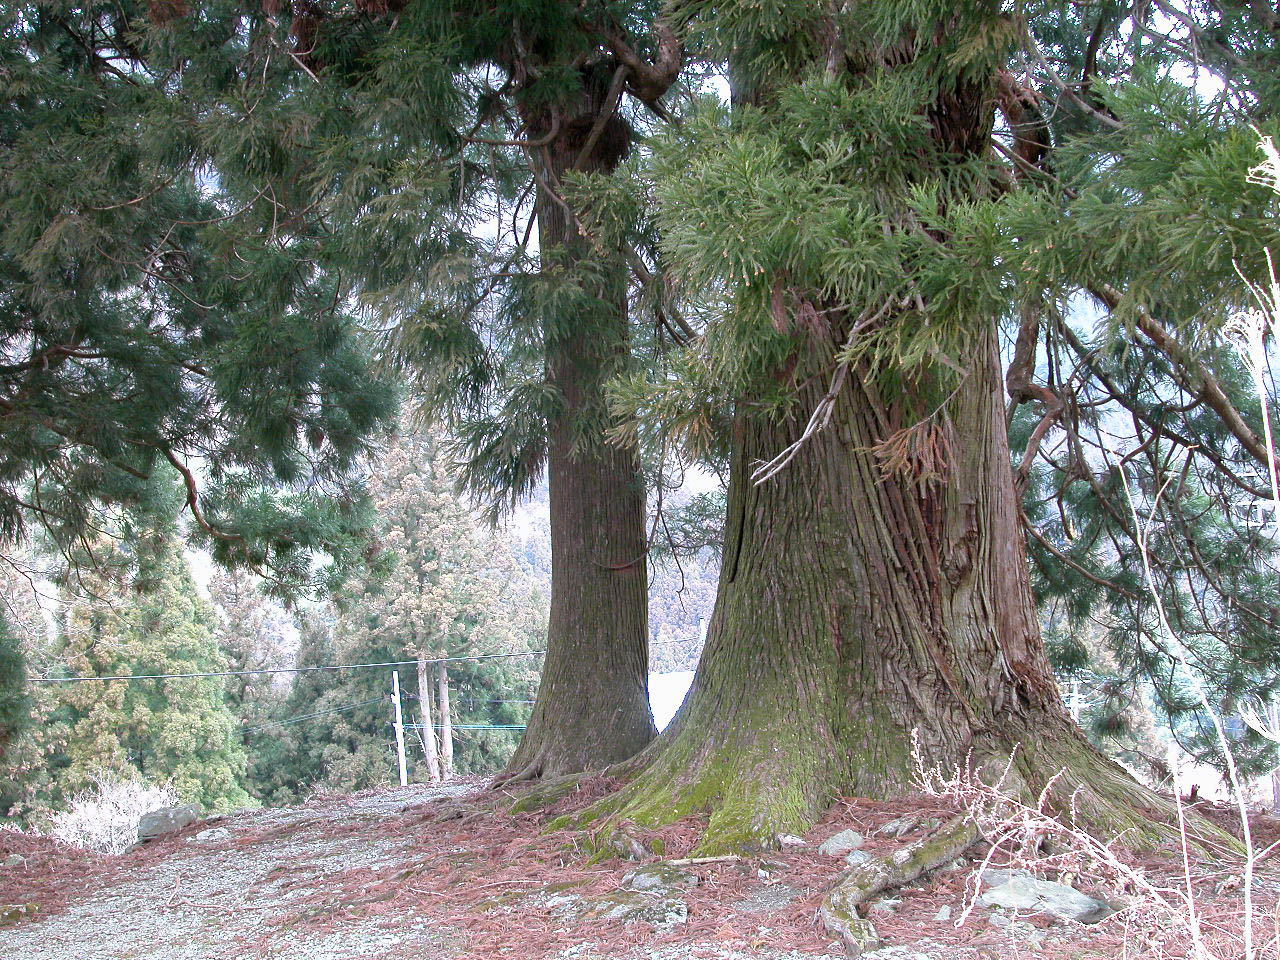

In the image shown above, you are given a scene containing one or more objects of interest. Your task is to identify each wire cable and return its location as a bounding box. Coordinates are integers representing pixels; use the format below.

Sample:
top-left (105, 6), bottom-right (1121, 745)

top-left (25, 638), bottom-right (696, 684)
top-left (244, 697), bottom-right (384, 734)
top-left (26, 649), bottom-right (549, 684)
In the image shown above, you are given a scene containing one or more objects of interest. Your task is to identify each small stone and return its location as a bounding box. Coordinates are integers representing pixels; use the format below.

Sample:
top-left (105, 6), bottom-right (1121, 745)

top-left (137, 804), bottom-right (200, 842)
top-left (868, 897), bottom-right (901, 915)
top-left (818, 828), bottom-right (866, 856)
top-left (620, 862), bottom-right (699, 894)
top-left (935, 904), bottom-right (952, 922)
top-left (980, 876), bottom-right (1112, 924)
top-left (0, 903), bottom-right (37, 926)
top-left (777, 833), bottom-right (808, 847)
top-left (192, 827), bottom-right (232, 843)
top-left (844, 850), bottom-right (874, 868)
top-left (3, 854), bottom-right (24, 868)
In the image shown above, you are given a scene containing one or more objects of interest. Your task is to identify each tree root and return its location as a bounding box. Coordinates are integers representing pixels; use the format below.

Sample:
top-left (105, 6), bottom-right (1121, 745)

top-left (489, 757), bottom-right (544, 790)
top-left (819, 815), bottom-right (981, 954)
top-left (496, 771), bottom-right (597, 815)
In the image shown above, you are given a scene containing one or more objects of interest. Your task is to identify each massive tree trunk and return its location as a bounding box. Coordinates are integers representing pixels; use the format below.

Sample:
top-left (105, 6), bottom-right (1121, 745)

top-left (586, 329), bottom-right (1162, 852)
top-left (499, 78), bottom-right (656, 782)
top-left (574, 24), bottom-right (1171, 850)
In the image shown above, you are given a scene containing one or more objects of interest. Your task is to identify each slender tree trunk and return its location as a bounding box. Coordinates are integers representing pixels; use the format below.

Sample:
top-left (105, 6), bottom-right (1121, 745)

top-left (438, 660), bottom-right (454, 779)
top-left (1269, 703), bottom-right (1280, 816)
top-left (416, 657), bottom-right (441, 783)
top-left (589, 328), bottom-right (1167, 852)
top-left (499, 79), bottom-right (656, 782)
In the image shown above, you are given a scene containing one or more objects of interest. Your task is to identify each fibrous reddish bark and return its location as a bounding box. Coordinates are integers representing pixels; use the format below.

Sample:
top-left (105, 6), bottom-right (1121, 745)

top-left (498, 77), bottom-right (656, 783)
top-left (579, 328), bottom-right (1166, 852)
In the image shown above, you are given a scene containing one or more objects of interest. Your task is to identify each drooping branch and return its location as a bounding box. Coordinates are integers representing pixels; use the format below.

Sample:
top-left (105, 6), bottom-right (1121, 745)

top-left (160, 445), bottom-right (248, 546)
top-left (1089, 283), bottom-right (1273, 471)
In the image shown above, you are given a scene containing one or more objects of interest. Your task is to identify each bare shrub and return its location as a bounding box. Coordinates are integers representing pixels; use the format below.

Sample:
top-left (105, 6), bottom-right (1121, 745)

top-left (48, 773), bottom-right (179, 854)
top-left (912, 732), bottom-right (1276, 960)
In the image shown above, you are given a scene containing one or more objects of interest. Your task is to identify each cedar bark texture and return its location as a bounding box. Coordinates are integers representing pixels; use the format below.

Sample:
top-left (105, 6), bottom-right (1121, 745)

top-left (584, 330), bottom-right (1163, 852)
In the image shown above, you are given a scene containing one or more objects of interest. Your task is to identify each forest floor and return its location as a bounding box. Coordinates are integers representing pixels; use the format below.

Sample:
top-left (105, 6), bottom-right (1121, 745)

top-left (0, 777), bottom-right (1277, 960)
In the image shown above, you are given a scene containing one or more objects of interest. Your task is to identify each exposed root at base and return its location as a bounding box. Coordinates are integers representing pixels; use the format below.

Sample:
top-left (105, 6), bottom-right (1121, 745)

top-left (497, 772), bottom-right (595, 814)
top-left (819, 815), bottom-right (981, 954)
top-left (489, 758), bottom-right (543, 790)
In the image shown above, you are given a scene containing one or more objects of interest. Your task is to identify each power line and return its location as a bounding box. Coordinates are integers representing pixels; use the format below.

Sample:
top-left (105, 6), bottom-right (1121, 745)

top-left (24, 638), bottom-right (697, 684)
top-left (244, 697), bottom-right (383, 734)
top-left (25, 649), bottom-right (549, 684)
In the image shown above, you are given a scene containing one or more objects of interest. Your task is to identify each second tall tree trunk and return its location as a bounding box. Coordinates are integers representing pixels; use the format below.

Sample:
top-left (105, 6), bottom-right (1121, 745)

top-left (499, 74), bottom-right (656, 782)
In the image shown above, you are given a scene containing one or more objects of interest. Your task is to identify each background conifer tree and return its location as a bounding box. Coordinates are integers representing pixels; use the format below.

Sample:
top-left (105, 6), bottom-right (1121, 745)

top-left (0, 2), bottom-right (398, 760)
top-left (54, 534), bottom-right (250, 812)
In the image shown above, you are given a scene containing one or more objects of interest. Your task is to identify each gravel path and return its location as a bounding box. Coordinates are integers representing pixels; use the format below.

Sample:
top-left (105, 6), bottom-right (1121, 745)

top-left (1, 784), bottom-right (475, 960)
top-left (12, 781), bottom-right (1239, 960)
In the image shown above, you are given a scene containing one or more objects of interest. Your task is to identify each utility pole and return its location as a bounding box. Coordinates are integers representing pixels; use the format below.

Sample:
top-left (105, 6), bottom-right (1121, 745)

top-left (391, 670), bottom-right (408, 787)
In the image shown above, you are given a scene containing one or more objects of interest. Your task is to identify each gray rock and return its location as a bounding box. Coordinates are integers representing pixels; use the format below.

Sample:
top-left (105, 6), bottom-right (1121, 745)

top-left (777, 833), bottom-right (808, 847)
top-left (844, 849), bottom-right (875, 868)
top-left (818, 829), bottom-right (866, 856)
top-left (978, 867), bottom-right (1031, 889)
top-left (980, 875), bottom-right (1113, 924)
top-left (137, 804), bottom-right (200, 842)
top-left (620, 862), bottom-right (699, 894)
top-left (582, 889), bottom-right (687, 926)
top-left (868, 897), bottom-right (901, 915)
top-left (935, 904), bottom-right (953, 922)
top-left (192, 826), bottom-right (232, 843)
top-left (3, 854), bottom-right (24, 868)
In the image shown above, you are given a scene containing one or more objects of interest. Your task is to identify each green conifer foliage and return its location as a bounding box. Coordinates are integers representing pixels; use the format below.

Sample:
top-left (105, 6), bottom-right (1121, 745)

top-left (0, 0), bottom-right (688, 780)
top-left (0, 614), bottom-right (26, 767)
top-left (55, 538), bottom-right (250, 813)
top-left (328, 423), bottom-right (544, 781)
top-left (0, 2), bottom-right (397, 594)
top-left (254, 427), bottom-right (543, 800)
